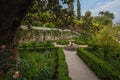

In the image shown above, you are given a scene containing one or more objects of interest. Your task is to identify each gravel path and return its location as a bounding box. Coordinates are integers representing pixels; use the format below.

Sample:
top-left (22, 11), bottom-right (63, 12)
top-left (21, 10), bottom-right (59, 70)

top-left (64, 49), bottom-right (100, 80)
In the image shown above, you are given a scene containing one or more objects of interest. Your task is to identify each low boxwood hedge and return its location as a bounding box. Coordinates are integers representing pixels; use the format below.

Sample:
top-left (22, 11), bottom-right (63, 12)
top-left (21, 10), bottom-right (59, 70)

top-left (19, 41), bottom-right (56, 52)
top-left (77, 48), bottom-right (120, 80)
top-left (19, 46), bottom-right (58, 52)
top-left (19, 41), bottom-right (54, 48)
top-left (19, 47), bottom-right (71, 80)
top-left (56, 39), bottom-right (69, 45)
top-left (58, 48), bottom-right (71, 80)
top-left (74, 40), bottom-right (87, 45)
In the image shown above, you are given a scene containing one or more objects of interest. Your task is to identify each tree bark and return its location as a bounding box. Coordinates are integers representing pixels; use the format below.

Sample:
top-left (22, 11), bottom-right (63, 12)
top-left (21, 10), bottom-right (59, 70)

top-left (0, 0), bottom-right (34, 75)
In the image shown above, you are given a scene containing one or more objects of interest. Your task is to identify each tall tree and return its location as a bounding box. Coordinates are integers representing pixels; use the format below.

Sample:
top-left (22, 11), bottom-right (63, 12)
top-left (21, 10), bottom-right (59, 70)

top-left (94, 11), bottom-right (114, 26)
top-left (96, 27), bottom-right (119, 61)
top-left (77, 0), bottom-right (81, 20)
top-left (99, 11), bottom-right (114, 19)
top-left (68, 0), bottom-right (74, 12)
top-left (0, 0), bottom-right (34, 76)
top-left (82, 11), bottom-right (93, 30)
top-left (80, 11), bottom-right (93, 39)
top-left (67, 0), bottom-right (74, 30)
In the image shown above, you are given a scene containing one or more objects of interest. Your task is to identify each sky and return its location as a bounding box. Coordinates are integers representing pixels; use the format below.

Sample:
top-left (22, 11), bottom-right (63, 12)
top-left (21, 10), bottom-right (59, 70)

top-left (74, 0), bottom-right (120, 23)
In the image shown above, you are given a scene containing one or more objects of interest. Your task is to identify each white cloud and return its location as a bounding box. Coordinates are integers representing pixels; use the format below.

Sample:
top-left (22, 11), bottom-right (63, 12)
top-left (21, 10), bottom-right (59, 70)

top-left (83, 0), bottom-right (120, 23)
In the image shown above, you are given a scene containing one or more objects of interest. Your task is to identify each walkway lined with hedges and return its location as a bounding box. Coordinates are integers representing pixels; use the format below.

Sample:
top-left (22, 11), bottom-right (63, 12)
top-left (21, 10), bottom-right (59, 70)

top-left (64, 49), bottom-right (100, 80)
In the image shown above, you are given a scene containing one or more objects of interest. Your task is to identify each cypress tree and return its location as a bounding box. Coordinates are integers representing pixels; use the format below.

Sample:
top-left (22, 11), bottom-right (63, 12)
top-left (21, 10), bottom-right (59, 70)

top-left (77, 0), bottom-right (81, 20)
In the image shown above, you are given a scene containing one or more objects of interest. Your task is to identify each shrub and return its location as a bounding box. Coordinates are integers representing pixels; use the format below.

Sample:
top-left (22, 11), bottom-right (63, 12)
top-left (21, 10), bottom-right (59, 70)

top-left (58, 48), bottom-right (71, 80)
top-left (32, 21), bottom-right (43, 26)
top-left (45, 22), bottom-right (55, 28)
top-left (19, 41), bottom-right (54, 51)
top-left (73, 37), bottom-right (89, 45)
top-left (74, 40), bottom-right (87, 45)
top-left (6, 49), bottom-right (57, 80)
top-left (0, 50), bottom-right (16, 76)
top-left (77, 48), bottom-right (120, 80)
top-left (5, 47), bottom-right (70, 80)
top-left (57, 39), bottom-right (69, 45)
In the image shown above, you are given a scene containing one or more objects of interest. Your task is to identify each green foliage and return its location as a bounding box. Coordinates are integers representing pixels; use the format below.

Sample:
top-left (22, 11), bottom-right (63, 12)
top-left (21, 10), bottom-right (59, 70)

top-left (74, 37), bottom-right (87, 45)
top-left (74, 40), bottom-right (86, 45)
top-left (19, 41), bottom-right (55, 53)
top-left (84, 35), bottom-right (120, 71)
top-left (77, 48), bottom-right (120, 80)
top-left (22, 0), bottom-right (75, 29)
top-left (45, 22), bottom-right (55, 28)
top-left (99, 11), bottom-right (114, 19)
top-left (74, 20), bottom-right (83, 26)
top-left (90, 22), bottom-right (103, 35)
top-left (5, 46), bottom-right (58, 80)
top-left (0, 50), bottom-right (16, 74)
top-left (19, 41), bottom-right (54, 48)
top-left (82, 11), bottom-right (93, 30)
top-left (58, 48), bottom-right (71, 80)
top-left (85, 45), bottom-right (104, 59)
top-left (96, 27), bottom-right (119, 60)
top-left (113, 25), bottom-right (120, 41)
top-left (96, 27), bottom-right (114, 43)
top-left (18, 51), bottom-right (56, 80)
top-left (74, 11), bottom-right (114, 40)
top-left (77, 11), bottom-right (93, 39)
top-left (95, 11), bottom-right (114, 26)
top-left (77, 0), bottom-right (81, 20)
top-left (32, 21), bottom-right (43, 26)
top-left (57, 39), bottom-right (69, 45)
top-left (93, 16), bottom-right (113, 26)
top-left (5, 46), bottom-right (70, 80)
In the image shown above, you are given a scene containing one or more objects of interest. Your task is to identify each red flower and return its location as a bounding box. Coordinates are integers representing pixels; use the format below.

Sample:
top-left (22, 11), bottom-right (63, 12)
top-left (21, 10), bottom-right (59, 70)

top-left (13, 71), bottom-right (19, 79)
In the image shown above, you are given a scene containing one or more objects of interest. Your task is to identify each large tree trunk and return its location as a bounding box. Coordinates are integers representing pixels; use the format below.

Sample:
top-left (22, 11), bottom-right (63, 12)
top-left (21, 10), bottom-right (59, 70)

top-left (0, 0), bottom-right (34, 76)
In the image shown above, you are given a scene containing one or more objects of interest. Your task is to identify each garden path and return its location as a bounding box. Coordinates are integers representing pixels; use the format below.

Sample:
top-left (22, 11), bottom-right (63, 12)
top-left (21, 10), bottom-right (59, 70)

top-left (63, 49), bottom-right (100, 80)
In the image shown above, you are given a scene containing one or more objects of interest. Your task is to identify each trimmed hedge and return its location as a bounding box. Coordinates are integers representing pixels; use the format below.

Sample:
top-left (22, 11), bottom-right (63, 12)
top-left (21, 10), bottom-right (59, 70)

top-left (77, 48), bottom-right (120, 80)
top-left (19, 41), bottom-right (56, 52)
top-left (5, 47), bottom-right (71, 80)
top-left (58, 48), bottom-right (71, 80)
top-left (19, 46), bottom-right (58, 52)
top-left (19, 41), bottom-right (54, 48)
top-left (56, 39), bottom-right (69, 45)
top-left (74, 40), bottom-right (87, 45)
top-left (19, 47), bottom-right (71, 80)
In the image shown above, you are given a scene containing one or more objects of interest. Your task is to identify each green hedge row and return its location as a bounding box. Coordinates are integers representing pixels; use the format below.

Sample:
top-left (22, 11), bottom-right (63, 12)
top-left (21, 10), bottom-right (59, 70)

top-left (56, 39), bottom-right (69, 45)
top-left (19, 41), bottom-right (54, 48)
top-left (58, 48), bottom-right (71, 80)
top-left (19, 47), bottom-right (71, 80)
top-left (4, 47), bottom-right (70, 80)
top-left (77, 48), bottom-right (120, 80)
top-left (74, 40), bottom-right (87, 45)
top-left (19, 46), bottom-right (58, 52)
